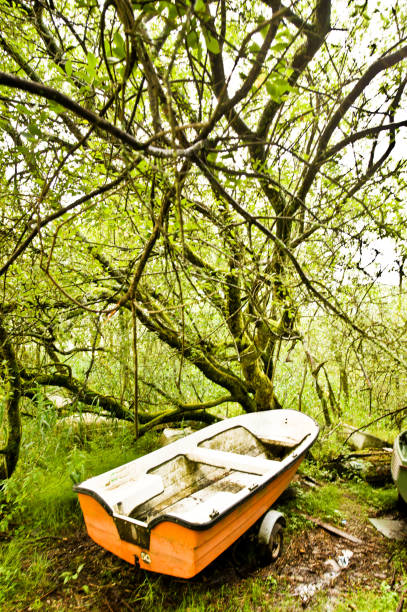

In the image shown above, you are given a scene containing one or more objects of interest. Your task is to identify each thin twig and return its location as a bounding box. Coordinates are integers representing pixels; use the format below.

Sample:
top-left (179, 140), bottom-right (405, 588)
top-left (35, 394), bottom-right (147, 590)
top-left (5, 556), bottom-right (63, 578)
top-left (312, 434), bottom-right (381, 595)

top-left (342, 406), bottom-right (407, 447)
top-left (131, 300), bottom-right (139, 439)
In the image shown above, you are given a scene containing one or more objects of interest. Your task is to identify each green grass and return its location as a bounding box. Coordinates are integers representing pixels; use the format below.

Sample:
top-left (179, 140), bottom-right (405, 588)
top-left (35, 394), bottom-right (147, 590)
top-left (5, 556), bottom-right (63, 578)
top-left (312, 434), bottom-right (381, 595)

top-left (347, 480), bottom-right (398, 512)
top-left (0, 411), bottom-right (161, 610)
top-left (330, 585), bottom-right (401, 612)
top-left (2, 410), bottom-right (159, 529)
top-left (0, 540), bottom-right (52, 609)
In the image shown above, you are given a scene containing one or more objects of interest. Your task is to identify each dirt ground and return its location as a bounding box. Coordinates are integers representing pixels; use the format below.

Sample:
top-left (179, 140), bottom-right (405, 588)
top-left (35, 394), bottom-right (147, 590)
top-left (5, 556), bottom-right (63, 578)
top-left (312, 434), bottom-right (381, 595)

top-left (17, 483), bottom-right (406, 612)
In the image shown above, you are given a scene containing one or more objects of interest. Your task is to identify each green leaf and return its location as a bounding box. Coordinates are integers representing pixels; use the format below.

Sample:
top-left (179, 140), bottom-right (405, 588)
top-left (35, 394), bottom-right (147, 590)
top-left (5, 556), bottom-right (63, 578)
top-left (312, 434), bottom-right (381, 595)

top-left (78, 68), bottom-right (92, 84)
top-left (65, 59), bottom-right (73, 77)
top-left (249, 42), bottom-right (261, 55)
top-left (16, 103), bottom-right (30, 116)
top-left (167, 4), bottom-right (178, 20)
top-left (271, 42), bottom-right (288, 53)
top-left (86, 53), bottom-right (97, 81)
top-left (187, 30), bottom-right (199, 49)
top-left (194, 0), bottom-right (206, 14)
top-left (276, 27), bottom-right (292, 42)
top-left (76, 563), bottom-right (84, 576)
top-left (205, 32), bottom-right (220, 54)
top-left (28, 123), bottom-right (41, 137)
top-left (265, 76), bottom-right (292, 101)
top-left (47, 100), bottom-right (65, 114)
top-left (117, 64), bottom-right (127, 81)
top-left (87, 67), bottom-right (96, 82)
top-left (265, 81), bottom-right (276, 99)
top-left (87, 52), bottom-right (97, 70)
top-left (113, 32), bottom-right (126, 60)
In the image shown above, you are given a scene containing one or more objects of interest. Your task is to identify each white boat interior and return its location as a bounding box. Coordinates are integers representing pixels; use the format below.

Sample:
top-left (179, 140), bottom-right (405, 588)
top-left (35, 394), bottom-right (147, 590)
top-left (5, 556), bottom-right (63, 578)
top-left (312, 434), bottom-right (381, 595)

top-left (76, 410), bottom-right (319, 528)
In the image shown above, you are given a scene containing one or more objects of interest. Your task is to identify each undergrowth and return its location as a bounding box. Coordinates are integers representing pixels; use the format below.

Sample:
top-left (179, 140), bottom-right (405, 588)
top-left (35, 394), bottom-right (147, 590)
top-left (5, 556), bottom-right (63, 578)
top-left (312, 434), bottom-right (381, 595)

top-left (0, 410), bottom-right (159, 609)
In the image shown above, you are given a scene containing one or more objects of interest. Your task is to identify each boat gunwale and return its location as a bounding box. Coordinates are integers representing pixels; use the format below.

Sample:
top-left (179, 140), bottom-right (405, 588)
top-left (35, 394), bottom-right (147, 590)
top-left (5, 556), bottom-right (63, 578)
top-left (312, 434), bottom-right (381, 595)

top-left (394, 432), bottom-right (407, 465)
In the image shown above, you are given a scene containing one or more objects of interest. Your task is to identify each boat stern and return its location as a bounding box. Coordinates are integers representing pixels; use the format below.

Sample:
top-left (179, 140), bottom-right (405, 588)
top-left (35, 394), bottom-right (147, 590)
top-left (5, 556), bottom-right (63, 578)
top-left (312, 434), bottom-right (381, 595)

top-left (392, 432), bottom-right (407, 503)
top-left (77, 493), bottom-right (140, 565)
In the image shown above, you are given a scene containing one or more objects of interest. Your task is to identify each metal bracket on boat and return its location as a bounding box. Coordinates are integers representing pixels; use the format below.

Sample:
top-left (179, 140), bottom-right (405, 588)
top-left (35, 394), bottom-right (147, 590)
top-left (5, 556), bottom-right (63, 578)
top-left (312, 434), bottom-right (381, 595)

top-left (248, 482), bottom-right (259, 491)
top-left (140, 551), bottom-right (151, 564)
top-left (113, 514), bottom-right (151, 550)
top-left (209, 509), bottom-right (219, 519)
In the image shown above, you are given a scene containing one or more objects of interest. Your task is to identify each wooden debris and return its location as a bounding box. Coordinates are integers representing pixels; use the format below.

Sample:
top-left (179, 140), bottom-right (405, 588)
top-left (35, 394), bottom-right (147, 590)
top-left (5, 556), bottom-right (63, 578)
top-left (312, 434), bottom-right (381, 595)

top-left (306, 516), bottom-right (363, 544)
top-left (323, 448), bottom-right (392, 485)
top-left (301, 475), bottom-right (321, 488)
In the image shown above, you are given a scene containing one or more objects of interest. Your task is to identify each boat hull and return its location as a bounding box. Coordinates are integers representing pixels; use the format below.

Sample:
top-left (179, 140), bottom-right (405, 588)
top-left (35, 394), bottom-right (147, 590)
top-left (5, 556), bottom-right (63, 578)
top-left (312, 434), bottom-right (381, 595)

top-left (391, 432), bottom-right (407, 504)
top-left (75, 409), bottom-right (319, 578)
top-left (78, 455), bottom-right (303, 578)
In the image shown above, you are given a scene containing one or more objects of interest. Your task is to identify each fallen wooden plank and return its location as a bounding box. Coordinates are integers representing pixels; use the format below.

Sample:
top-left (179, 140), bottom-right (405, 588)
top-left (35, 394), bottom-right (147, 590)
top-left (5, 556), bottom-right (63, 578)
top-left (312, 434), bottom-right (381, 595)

top-left (301, 475), bottom-right (321, 488)
top-left (306, 515), bottom-right (363, 544)
top-left (323, 449), bottom-right (392, 485)
top-left (396, 593), bottom-right (405, 612)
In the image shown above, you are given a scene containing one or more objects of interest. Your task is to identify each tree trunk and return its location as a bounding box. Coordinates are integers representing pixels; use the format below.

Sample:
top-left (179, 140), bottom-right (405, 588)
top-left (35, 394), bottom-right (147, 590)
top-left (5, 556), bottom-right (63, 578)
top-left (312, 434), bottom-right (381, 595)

top-left (304, 348), bottom-right (332, 426)
top-left (0, 318), bottom-right (22, 481)
top-left (240, 345), bottom-right (281, 410)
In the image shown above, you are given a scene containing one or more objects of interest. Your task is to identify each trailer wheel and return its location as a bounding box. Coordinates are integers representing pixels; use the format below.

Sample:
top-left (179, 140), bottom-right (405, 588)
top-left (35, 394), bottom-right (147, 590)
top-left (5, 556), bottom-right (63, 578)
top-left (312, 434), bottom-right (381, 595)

top-left (268, 522), bottom-right (284, 560)
top-left (258, 510), bottom-right (285, 563)
top-left (398, 492), bottom-right (407, 514)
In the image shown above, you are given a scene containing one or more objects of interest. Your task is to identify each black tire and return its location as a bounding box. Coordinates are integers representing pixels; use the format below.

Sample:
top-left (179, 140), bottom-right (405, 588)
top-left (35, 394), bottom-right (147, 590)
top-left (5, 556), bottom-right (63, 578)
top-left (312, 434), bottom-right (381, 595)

top-left (398, 492), bottom-right (407, 514)
top-left (267, 522), bottom-right (284, 561)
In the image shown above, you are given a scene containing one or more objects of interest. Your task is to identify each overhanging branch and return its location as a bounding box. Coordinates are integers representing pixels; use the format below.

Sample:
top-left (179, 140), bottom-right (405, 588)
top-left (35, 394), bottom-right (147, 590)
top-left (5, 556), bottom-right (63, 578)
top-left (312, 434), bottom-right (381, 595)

top-left (0, 72), bottom-right (206, 158)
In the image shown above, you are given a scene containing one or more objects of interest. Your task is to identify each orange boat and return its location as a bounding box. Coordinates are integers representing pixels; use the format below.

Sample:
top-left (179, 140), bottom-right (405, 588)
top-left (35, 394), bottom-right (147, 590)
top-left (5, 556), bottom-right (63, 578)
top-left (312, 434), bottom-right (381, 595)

top-left (74, 409), bottom-right (319, 578)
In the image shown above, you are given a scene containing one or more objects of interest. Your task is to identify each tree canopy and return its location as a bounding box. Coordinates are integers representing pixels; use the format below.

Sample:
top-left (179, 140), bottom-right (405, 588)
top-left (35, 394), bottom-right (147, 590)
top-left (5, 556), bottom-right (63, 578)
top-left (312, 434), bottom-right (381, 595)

top-left (1, 0), bottom-right (407, 479)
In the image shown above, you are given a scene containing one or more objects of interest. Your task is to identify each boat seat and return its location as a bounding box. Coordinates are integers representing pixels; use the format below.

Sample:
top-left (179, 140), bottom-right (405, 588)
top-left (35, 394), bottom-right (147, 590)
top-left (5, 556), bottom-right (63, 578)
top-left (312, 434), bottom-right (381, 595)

top-left (186, 447), bottom-right (281, 475)
top-left (259, 432), bottom-right (311, 448)
top-left (113, 474), bottom-right (164, 516)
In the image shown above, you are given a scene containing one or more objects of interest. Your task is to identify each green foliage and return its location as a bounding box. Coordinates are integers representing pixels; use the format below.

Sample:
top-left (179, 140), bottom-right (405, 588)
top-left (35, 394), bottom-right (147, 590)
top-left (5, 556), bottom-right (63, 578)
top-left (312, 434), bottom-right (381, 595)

top-left (60, 563), bottom-right (84, 585)
top-left (203, 30), bottom-right (220, 54)
top-left (1, 6), bottom-right (407, 599)
top-left (390, 544), bottom-right (407, 576)
top-left (280, 482), bottom-right (343, 529)
top-left (347, 481), bottom-right (398, 514)
top-left (2, 406), bottom-right (159, 533)
top-left (332, 585), bottom-right (400, 612)
top-left (0, 415), bottom-right (161, 610)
